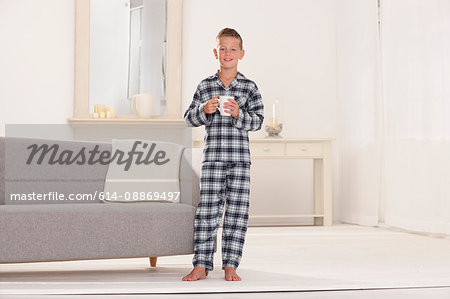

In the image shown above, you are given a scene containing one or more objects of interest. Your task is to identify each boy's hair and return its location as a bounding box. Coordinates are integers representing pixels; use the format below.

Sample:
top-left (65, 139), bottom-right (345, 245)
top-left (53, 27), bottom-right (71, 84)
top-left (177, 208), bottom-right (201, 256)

top-left (216, 28), bottom-right (243, 50)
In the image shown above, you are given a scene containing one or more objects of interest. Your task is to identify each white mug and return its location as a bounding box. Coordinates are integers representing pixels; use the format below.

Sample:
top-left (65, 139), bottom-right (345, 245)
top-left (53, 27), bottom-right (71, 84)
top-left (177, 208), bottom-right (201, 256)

top-left (132, 94), bottom-right (153, 118)
top-left (218, 96), bottom-right (234, 116)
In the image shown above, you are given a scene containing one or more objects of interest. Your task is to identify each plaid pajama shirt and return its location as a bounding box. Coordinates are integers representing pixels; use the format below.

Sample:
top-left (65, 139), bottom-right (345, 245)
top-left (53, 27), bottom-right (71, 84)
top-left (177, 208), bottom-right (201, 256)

top-left (184, 71), bottom-right (264, 271)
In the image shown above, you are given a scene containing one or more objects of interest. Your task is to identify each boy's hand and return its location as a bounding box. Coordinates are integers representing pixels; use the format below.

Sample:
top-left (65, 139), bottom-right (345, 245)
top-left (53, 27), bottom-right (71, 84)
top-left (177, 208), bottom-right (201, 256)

top-left (224, 98), bottom-right (239, 119)
top-left (203, 96), bottom-right (219, 114)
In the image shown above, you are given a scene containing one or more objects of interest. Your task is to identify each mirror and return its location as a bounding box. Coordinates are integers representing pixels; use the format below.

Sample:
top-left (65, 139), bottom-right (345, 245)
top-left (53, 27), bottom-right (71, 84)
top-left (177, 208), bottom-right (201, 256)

top-left (90, 0), bottom-right (167, 116)
top-left (74, 0), bottom-right (182, 119)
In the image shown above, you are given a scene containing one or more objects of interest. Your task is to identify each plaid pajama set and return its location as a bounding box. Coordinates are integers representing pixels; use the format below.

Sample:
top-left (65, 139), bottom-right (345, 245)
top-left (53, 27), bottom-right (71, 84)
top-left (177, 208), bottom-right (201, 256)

top-left (184, 71), bottom-right (264, 271)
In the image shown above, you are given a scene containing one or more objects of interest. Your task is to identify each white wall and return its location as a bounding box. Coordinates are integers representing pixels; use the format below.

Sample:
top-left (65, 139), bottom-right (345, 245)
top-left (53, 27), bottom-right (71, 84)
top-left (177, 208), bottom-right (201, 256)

top-left (0, 0), bottom-right (338, 139)
top-left (0, 0), bottom-right (74, 135)
top-left (182, 0), bottom-right (337, 140)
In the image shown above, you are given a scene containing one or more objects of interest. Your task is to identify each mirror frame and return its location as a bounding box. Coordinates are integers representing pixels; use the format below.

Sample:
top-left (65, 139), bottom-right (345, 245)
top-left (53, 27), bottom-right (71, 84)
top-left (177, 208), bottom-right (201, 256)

top-left (74, 0), bottom-right (183, 119)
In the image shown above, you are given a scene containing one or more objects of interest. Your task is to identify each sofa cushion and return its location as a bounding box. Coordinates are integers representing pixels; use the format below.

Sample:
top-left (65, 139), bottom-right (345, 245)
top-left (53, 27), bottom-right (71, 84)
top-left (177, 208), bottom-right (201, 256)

top-left (0, 202), bottom-right (197, 263)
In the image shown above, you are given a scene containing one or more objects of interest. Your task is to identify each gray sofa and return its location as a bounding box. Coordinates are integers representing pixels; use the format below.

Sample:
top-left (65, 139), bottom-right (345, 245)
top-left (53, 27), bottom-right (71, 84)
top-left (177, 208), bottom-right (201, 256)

top-left (0, 137), bottom-right (205, 266)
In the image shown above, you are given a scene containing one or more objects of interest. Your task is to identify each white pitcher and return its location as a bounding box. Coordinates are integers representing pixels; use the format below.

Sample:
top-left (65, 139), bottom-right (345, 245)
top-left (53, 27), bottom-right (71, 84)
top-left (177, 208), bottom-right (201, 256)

top-left (132, 94), bottom-right (153, 118)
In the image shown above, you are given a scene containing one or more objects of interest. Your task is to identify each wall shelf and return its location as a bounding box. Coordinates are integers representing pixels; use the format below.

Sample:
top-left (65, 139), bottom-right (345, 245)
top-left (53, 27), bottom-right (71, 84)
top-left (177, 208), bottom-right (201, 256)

top-left (68, 118), bottom-right (186, 125)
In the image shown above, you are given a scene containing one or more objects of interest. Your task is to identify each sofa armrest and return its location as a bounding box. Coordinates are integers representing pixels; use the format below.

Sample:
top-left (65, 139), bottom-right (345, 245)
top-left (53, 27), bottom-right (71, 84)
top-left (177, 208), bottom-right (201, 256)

top-left (180, 148), bottom-right (201, 208)
top-left (0, 137), bottom-right (5, 205)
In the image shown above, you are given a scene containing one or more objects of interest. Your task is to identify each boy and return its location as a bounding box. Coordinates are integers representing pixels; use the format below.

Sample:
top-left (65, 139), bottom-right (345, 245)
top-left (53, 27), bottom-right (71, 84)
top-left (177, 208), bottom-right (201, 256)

top-left (182, 28), bottom-right (264, 281)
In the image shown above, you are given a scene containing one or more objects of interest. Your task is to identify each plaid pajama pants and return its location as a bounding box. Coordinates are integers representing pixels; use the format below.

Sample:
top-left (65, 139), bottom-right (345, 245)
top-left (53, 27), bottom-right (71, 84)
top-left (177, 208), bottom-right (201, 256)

top-left (192, 161), bottom-right (251, 271)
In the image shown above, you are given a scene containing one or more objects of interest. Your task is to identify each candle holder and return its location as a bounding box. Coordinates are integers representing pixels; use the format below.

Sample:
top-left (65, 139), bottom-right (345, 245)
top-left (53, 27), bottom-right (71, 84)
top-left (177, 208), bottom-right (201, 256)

top-left (265, 117), bottom-right (283, 138)
top-left (265, 100), bottom-right (284, 138)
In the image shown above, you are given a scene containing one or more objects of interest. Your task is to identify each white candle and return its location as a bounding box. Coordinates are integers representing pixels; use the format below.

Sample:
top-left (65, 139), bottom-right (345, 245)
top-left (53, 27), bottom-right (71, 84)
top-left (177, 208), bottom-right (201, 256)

top-left (272, 103), bottom-right (276, 119)
top-left (270, 117), bottom-right (278, 128)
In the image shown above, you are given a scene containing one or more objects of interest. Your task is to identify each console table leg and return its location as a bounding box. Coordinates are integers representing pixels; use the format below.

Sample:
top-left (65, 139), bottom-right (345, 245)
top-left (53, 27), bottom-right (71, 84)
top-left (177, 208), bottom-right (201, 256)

top-left (313, 158), bottom-right (324, 226)
top-left (322, 141), bottom-right (333, 226)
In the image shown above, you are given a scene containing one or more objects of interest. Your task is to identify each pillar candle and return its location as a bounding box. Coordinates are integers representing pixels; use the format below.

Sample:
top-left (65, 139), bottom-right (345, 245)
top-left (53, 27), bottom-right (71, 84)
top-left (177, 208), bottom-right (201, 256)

top-left (270, 117), bottom-right (278, 128)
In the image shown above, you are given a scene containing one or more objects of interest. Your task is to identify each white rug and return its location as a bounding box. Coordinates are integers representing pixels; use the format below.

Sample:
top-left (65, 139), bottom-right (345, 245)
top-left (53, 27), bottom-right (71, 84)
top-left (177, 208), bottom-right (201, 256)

top-left (1, 225), bottom-right (450, 295)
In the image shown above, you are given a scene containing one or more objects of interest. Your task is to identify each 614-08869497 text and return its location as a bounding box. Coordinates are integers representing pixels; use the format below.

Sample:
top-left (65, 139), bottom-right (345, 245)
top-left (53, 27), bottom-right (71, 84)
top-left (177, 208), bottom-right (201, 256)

top-left (98, 191), bottom-right (180, 201)
top-left (8, 191), bottom-right (180, 202)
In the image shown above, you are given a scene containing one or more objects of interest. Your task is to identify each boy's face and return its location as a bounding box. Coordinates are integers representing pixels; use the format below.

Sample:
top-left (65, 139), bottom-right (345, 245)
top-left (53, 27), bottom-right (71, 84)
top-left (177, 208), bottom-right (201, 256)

top-left (213, 37), bottom-right (245, 70)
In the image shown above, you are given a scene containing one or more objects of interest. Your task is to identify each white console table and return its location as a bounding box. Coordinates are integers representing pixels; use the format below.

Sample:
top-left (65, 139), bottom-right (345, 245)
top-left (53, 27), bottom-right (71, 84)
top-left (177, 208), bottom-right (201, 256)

top-left (192, 138), bottom-right (333, 226)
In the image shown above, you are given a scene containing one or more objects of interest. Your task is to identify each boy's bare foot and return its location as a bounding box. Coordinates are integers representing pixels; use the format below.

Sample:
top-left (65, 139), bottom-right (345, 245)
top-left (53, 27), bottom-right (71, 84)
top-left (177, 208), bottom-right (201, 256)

top-left (182, 266), bottom-right (208, 281)
top-left (224, 266), bottom-right (241, 281)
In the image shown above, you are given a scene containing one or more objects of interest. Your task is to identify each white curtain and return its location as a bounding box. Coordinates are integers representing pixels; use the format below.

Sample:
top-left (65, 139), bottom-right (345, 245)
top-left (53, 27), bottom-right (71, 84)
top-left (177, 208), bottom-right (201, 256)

top-left (337, 0), bottom-right (450, 234)
top-left (381, 0), bottom-right (450, 234)
top-left (337, 0), bottom-right (382, 226)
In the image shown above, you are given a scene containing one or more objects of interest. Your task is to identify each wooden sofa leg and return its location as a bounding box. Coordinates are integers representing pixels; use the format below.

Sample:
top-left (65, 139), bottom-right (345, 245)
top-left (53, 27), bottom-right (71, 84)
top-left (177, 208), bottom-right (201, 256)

top-left (149, 257), bottom-right (157, 267)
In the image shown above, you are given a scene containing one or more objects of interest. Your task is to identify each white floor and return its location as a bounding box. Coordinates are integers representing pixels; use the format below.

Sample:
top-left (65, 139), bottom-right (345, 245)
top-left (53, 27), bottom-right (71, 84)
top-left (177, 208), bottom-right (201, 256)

top-left (1, 224), bottom-right (450, 299)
